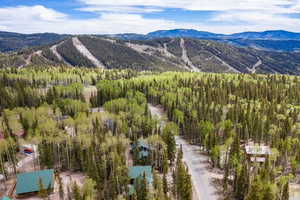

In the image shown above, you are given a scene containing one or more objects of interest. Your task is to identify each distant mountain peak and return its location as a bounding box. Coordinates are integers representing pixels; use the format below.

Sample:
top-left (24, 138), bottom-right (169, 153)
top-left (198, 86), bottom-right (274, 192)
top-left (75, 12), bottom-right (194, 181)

top-left (147, 29), bottom-right (222, 38)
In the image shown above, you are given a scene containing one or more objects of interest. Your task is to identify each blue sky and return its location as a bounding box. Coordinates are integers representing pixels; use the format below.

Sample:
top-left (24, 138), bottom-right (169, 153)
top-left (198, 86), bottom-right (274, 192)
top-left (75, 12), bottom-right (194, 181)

top-left (0, 0), bottom-right (300, 34)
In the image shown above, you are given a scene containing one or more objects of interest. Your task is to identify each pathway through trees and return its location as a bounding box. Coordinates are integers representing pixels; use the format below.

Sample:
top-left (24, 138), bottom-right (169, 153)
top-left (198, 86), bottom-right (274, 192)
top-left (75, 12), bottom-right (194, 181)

top-left (148, 103), bottom-right (219, 200)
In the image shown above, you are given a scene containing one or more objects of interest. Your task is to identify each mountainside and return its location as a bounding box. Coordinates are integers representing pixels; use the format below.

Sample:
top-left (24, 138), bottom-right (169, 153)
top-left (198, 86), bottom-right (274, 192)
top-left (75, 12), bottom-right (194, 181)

top-left (226, 39), bottom-right (300, 52)
top-left (230, 30), bottom-right (300, 40)
top-left (108, 29), bottom-right (300, 52)
top-left (0, 31), bottom-right (69, 52)
top-left (111, 29), bottom-right (300, 40)
top-left (147, 29), bottom-right (222, 38)
top-left (1, 36), bottom-right (300, 75)
top-left (1, 30), bottom-right (300, 53)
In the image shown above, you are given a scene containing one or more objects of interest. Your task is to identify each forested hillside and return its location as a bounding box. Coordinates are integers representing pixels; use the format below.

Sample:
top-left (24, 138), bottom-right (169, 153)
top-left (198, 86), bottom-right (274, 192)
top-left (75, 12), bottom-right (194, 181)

top-left (0, 31), bottom-right (68, 52)
top-left (0, 66), bottom-right (300, 199)
top-left (2, 30), bottom-right (300, 53)
top-left (1, 36), bottom-right (300, 75)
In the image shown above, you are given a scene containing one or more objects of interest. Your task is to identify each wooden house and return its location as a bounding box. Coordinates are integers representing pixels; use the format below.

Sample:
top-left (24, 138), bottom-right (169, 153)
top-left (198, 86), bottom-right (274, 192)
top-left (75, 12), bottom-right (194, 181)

top-left (245, 144), bottom-right (271, 163)
top-left (16, 169), bottom-right (54, 197)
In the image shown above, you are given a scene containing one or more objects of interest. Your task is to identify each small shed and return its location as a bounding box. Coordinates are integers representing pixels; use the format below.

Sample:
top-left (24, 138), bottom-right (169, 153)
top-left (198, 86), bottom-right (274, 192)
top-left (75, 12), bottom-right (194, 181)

top-left (90, 107), bottom-right (104, 113)
top-left (131, 141), bottom-right (151, 152)
top-left (16, 169), bottom-right (54, 196)
top-left (245, 145), bottom-right (271, 163)
top-left (128, 166), bottom-right (153, 184)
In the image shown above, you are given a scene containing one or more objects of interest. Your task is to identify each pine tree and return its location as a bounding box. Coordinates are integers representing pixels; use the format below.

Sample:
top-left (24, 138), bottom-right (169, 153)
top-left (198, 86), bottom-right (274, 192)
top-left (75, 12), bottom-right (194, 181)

top-left (58, 174), bottom-right (64, 200)
top-left (162, 122), bottom-right (178, 162)
top-left (163, 173), bottom-right (168, 194)
top-left (235, 164), bottom-right (248, 200)
top-left (136, 173), bottom-right (149, 200)
top-left (38, 177), bottom-right (48, 198)
top-left (245, 176), bottom-right (263, 200)
top-left (82, 178), bottom-right (96, 200)
top-left (72, 182), bottom-right (82, 200)
top-left (282, 182), bottom-right (289, 200)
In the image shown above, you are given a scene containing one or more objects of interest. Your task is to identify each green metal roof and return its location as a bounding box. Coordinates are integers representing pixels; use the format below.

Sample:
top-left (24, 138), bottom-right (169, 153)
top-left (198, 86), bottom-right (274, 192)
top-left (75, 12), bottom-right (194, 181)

top-left (1, 196), bottom-right (11, 200)
top-left (16, 169), bottom-right (54, 195)
top-left (128, 166), bottom-right (153, 184)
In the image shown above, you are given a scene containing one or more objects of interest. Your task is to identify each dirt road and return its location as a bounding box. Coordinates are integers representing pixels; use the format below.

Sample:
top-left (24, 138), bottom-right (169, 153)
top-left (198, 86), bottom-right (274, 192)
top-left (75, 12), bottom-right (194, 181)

top-left (148, 103), bottom-right (219, 200)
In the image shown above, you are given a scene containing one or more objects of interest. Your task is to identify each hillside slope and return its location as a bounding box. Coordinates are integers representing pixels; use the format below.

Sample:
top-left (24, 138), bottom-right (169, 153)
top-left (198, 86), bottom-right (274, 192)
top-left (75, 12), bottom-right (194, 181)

top-left (1, 36), bottom-right (300, 75)
top-left (0, 31), bottom-right (68, 52)
top-left (110, 29), bottom-right (300, 52)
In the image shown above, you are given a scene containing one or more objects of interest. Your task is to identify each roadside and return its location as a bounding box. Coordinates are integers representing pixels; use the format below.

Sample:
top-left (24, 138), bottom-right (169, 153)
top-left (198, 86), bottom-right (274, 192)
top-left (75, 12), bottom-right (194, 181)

top-left (148, 103), bottom-right (221, 200)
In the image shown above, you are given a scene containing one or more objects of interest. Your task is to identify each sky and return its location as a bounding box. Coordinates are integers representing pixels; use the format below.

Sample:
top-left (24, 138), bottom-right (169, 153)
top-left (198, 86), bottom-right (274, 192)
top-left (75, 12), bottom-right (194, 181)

top-left (0, 0), bottom-right (300, 34)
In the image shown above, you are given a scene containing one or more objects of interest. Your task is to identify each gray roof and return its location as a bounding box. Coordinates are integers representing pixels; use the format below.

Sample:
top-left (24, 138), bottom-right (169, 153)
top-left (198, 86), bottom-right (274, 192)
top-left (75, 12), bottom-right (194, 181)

top-left (245, 145), bottom-right (271, 155)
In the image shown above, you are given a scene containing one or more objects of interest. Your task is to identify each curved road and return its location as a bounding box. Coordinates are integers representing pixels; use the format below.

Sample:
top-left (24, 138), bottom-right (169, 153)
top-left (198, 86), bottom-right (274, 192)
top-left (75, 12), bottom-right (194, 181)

top-left (148, 104), bottom-right (219, 200)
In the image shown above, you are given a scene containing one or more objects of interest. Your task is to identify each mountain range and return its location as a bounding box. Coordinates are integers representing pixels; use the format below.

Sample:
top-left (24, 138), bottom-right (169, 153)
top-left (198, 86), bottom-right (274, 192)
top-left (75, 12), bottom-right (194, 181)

top-left (1, 29), bottom-right (300, 52)
top-left (108, 29), bottom-right (300, 40)
top-left (1, 35), bottom-right (300, 75)
top-left (0, 29), bottom-right (300, 75)
top-left (108, 29), bottom-right (300, 52)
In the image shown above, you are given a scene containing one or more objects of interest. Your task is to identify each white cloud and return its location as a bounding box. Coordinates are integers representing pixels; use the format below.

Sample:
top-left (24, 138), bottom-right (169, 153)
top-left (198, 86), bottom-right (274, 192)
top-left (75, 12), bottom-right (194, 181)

top-left (0, 5), bottom-right (66, 22)
top-left (0, 5), bottom-right (182, 34)
top-left (79, 0), bottom-right (296, 12)
top-left (1, 1), bottom-right (300, 34)
top-left (213, 10), bottom-right (300, 32)
top-left (74, 0), bottom-right (300, 33)
top-left (78, 6), bottom-right (163, 13)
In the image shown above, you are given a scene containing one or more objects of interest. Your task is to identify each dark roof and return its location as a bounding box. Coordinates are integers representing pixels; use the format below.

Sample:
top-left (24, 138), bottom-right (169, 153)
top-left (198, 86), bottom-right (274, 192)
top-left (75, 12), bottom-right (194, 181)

top-left (131, 141), bottom-right (150, 151)
top-left (16, 169), bottom-right (54, 195)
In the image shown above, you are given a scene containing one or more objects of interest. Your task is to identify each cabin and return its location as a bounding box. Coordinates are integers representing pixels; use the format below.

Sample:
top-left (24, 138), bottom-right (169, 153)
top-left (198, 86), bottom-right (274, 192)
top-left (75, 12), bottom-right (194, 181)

top-left (90, 107), bottom-right (103, 113)
top-left (131, 141), bottom-right (151, 152)
top-left (128, 166), bottom-right (153, 185)
top-left (131, 141), bottom-right (151, 160)
top-left (16, 169), bottom-right (54, 197)
top-left (19, 145), bottom-right (36, 155)
top-left (245, 144), bottom-right (271, 163)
